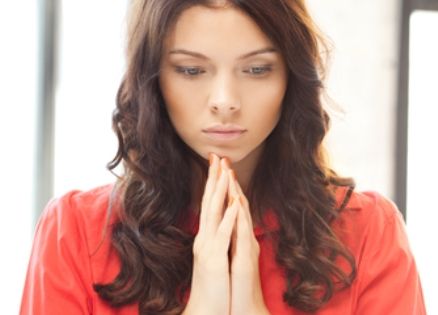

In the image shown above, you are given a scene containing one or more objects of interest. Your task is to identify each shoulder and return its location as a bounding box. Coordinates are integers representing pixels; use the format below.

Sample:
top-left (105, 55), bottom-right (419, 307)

top-left (22, 184), bottom-right (124, 312)
top-left (39, 183), bottom-right (118, 255)
top-left (333, 187), bottom-right (407, 257)
top-left (335, 187), bottom-right (402, 228)
top-left (334, 189), bottom-right (426, 313)
top-left (49, 183), bottom-right (114, 212)
top-left (42, 183), bottom-right (115, 223)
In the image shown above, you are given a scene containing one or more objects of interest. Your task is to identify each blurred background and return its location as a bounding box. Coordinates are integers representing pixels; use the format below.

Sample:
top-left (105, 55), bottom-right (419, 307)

top-left (0, 0), bottom-right (436, 313)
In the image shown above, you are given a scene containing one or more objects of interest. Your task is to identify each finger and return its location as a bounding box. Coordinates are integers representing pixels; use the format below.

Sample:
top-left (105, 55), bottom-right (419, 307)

top-left (199, 153), bottom-right (219, 235)
top-left (220, 157), bottom-right (231, 175)
top-left (226, 169), bottom-right (240, 253)
top-left (230, 200), bottom-right (247, 259)
top-left (228, 170), bottom-right (239, 201)
top-left (219, 158), bottom-right (232, 207)
top-left (230, 201), bottom-right (239, 258)
top-left (235, 200), bottom-right (255, 255)
top-left (205, 164), bottom-right (229, 238)
top-left (234, 178), bottom-right (248, 207)
top-left (227, 170), bottom-right (255, 247)
top-left (216, 197), bottom-right (239, 253)
top-left (234, 178), bottom-right (253, 228)
top-left (204, 153), bottom-right (220, 206)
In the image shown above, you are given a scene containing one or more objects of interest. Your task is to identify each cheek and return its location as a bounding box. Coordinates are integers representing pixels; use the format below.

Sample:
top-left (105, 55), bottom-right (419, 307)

top-left (159, 77), bottom-right (203, 126)
top-left (242, 79), bottom-right (285, 121)
top-left (254, 76), bottom-right (286, 101)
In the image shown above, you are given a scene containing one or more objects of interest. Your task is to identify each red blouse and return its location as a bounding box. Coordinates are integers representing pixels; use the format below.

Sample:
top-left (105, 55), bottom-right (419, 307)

top-left (20, 184), bottom-right (426, 314)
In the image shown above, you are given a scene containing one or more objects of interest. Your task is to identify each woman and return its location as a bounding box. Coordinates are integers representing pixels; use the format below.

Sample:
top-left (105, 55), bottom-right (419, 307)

top-left (20, 0), bottom-right (426, 314)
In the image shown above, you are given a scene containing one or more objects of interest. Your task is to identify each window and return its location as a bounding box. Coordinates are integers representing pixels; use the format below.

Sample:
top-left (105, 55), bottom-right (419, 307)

top-left (406, 10), bottom-right (438, 315)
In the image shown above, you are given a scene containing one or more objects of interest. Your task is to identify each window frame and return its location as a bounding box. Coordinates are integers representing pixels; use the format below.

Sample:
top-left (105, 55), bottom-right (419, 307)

top-left (395, 0), bottom-right (438, 219)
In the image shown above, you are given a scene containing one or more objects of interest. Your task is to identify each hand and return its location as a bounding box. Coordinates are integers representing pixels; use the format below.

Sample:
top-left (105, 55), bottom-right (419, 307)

top-left (225, 167), bottom-right (270, 315)
top-left (183, 154), bottom-right (239, 315)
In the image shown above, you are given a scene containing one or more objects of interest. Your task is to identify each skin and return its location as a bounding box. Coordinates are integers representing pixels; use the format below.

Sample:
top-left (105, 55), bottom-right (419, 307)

top-left (186, 154), bottom-right (269, 315)
top-left (158, 4), bottom-right (288, 315)
top-left (159, 4), bottom-right (288, 192)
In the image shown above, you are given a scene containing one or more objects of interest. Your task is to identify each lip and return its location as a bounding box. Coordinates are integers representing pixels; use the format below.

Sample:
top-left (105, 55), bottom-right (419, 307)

top-left (203, 124), bottom-right (246, 133)
top-left (202, 124), bottom-right (247, 141)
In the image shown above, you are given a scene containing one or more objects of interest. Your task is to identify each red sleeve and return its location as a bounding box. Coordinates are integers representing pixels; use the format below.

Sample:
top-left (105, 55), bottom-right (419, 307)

top-left (20, 192), bottom-right (94, 315)
top-left (355, 194), bottom-right (427, 315)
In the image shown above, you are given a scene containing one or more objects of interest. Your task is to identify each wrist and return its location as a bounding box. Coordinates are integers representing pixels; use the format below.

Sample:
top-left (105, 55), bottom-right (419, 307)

top-left (247, 304), bottom-right (270, 315)
top-left (257, 309), bottom-right (271, 315)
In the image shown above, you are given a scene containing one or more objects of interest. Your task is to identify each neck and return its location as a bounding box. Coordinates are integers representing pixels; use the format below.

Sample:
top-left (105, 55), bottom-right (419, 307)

top-left (231, 143), bottom-right (264, 194)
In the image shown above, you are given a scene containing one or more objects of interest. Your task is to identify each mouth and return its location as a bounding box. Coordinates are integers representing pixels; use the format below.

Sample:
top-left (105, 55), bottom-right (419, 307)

top-left (202, 130), bottom-right (246, 141)
top-left (202, 124), bottom-right (247, 141)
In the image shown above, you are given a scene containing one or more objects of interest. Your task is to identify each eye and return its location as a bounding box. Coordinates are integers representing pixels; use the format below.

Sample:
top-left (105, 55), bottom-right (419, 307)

top-left (244, 65), bottom-right (272, 76)
top-left (174, 66), bottom-right (205, 77)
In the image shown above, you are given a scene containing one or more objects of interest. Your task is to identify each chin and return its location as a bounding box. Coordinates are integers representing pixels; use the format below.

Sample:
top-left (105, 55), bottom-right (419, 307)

top-left (192, 143), bottom-right (254, 164)
top-left (196, 148), bottom-right (230, 161)
top-left (209, 151), bottom-right (248, 164)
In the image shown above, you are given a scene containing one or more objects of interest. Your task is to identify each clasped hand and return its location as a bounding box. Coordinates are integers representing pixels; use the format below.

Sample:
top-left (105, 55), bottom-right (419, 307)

top-left (183, 154), bottom-right (270, 315)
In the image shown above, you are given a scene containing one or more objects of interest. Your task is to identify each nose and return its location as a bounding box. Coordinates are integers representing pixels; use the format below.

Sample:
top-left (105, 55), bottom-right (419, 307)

top-left (208, 72), bottom-right (241, 114)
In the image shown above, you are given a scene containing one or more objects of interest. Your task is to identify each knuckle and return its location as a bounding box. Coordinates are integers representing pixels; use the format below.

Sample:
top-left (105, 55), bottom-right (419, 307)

top-left (216, 224), bottom-right (231, 240)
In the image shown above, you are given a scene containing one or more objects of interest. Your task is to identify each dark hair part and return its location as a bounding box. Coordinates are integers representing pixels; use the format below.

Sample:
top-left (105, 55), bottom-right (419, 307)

top-left (93, 0), bottom-right (357, 313)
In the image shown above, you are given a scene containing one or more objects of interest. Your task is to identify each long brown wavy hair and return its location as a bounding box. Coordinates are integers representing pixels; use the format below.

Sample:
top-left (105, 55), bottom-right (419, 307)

top-left (93, 0), bottom-right (357, 314)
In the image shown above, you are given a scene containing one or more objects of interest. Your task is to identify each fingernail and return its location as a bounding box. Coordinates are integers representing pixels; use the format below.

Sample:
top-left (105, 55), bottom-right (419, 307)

top-left (228, 196), bottom-right (234, 207)
top-left (230, 169), bottom-right (236, 181)
top-left (222, 157), bottom-right (231, 169)
top-left (208, 153), bottom-right (214, 165)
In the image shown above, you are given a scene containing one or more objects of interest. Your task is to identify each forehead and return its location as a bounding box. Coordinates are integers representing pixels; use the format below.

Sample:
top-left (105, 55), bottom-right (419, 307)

top-left (163, 5), bottom-right (274, 58)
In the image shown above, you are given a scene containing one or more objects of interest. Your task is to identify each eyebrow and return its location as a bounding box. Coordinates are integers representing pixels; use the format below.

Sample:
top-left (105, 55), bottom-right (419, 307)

top-left (168, 47), bottom-right (278, 60)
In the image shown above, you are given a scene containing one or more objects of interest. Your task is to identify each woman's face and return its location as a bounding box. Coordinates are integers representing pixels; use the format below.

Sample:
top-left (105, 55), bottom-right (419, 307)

top-left (159, 5), bottom-right (288, 164)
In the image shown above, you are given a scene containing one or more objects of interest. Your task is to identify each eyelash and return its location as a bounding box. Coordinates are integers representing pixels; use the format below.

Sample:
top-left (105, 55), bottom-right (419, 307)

top-left (174, 65), bottom-right (273, 77)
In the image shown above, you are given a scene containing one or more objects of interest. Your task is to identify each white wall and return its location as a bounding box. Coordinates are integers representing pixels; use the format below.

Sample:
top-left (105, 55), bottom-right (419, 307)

top-left (53, 0), bottom-right (128, 197)
top-left (307, 0), bottom-right (400, 198)
top-left (0, 1), bottom-right (37, 314)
